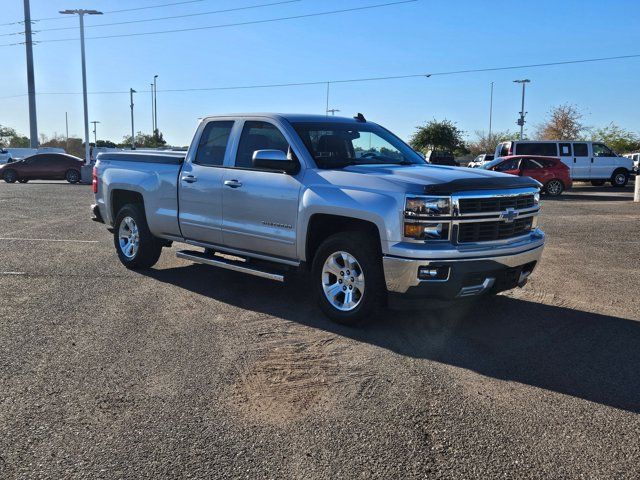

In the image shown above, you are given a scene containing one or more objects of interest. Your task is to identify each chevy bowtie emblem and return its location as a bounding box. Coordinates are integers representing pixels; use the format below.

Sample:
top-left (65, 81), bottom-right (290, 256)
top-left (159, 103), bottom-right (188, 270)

top-left (500, 208), bottom-right (519, 223)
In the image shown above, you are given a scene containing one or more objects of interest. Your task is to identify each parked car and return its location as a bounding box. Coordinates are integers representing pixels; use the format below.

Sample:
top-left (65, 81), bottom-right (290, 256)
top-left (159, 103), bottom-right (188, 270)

top-left (495, 140), bottom-right (634, 187)
top-left (482, 155), bottom-right (571, 196)
top-left (92, 113), bottom-right (544, 326)
top-left (0, 148), bottom-right (13, 165)
top-left (0, 152), bottom-right (84, 183)
top-left (425, 150), bottom-right (459, 166)
top-left (467, 153), bottom-right (494, 168)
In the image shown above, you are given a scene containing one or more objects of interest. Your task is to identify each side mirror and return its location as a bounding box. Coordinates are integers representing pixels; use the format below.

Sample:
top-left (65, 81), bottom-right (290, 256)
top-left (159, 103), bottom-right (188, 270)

top-left (252, 149), bottom-right (300, 174)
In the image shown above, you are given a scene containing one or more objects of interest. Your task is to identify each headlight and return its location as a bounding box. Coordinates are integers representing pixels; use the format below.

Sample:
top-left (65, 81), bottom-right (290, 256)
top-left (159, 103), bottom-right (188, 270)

top-left (533, 192), bottom-right (540, 205)
top-left (405, 196), bottom-right (450, 217)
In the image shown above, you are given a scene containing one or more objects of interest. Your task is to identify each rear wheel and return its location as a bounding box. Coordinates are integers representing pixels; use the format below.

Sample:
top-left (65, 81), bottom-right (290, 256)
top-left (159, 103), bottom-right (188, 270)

top-left (312, 231), bottom-right (385, 326)
top-left (591, 180), bottom-right (605, 186)
top-left (113, 204), bottom-right (163, 269)
top-left (65, 169), bottom-right (80, 184)
top-left (611, 170), bottom-right (629, 187)
top-left (3, 169), bottom-right (17, 183)
top-left (544, 179), bottom-right (564, 196)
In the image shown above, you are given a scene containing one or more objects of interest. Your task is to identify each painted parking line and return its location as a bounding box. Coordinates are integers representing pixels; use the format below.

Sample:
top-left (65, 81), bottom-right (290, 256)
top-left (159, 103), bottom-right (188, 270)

top-left (0, 272), bottom-right (26, 275)
top-left (0, 237), bottom-right (98, 243)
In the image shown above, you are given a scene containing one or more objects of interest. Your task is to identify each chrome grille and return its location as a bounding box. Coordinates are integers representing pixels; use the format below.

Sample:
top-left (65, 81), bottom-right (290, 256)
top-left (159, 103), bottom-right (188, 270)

top-left (458, 194), bottom-right (535, 214)
top-left (458, 217), bottom-right (533, 243)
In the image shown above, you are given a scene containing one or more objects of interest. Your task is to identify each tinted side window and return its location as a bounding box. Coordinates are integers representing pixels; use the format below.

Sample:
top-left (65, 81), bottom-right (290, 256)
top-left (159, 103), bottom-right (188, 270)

top-left (523, 158), bottom-right (544, 169)
top-left (235, 121), bottom-right (289, 169)
top-left (559, 143), bottom-right (572, 156)
top-left (195, 121), bottom-right (234, 166)
top-left (573, 143), bottom-right (588, 156)
top-left (498, 143), bottom-right (511, 156)
top-left (516, 143), bottom-right (558, 156)
top-left (593, 143), bottom-right (614, 157)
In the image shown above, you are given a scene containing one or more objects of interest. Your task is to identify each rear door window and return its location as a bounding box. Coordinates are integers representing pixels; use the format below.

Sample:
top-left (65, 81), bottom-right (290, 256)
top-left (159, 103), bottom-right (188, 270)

top-left (516, 142), bottom-right (558, 156)
top-left (498, 143), bottom-right (511, 157)
top-left (195, 121), bottom-right (234, 166)
top-left (523, 158), bottom-right (545, 169)
top-left (573, 143), bottom-right (588, 156)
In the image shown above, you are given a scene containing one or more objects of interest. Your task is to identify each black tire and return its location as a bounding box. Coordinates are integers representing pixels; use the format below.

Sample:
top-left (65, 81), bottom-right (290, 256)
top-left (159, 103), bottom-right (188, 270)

top-left (591, 180), bottom-right (605, 186)
top-left (544, 179), bottom-right (564, 196)
top-left (311, 231), bottom-right (385, 326)
top-left (113, 204), bottom-right (163, 269)
top-left (3, 169), bottom-right (17, 183)
top-left (18, 178), bottom-right (29, 184)
top-left (65, 169), bottom-right (80, 184)
top-left (610, 170), bottom-right (629, 187)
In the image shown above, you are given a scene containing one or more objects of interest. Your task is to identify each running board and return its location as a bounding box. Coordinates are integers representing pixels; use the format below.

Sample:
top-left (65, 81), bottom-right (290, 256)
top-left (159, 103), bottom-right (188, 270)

top-left (176, 250), bottom-right (285, 282)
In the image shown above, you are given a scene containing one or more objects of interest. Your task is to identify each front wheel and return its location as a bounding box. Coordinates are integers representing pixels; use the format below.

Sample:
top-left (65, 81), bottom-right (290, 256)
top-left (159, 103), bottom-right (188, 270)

top-left (611, 170), bottom-right (629, 187)
top-left (312, 231), bottom-right (385, 326)
top-left (3, 169), bottom-right (17, 183)
top-left (544, 179), bottom-right (564, 196)
top-left (113, 204), bottom-right (163, 269)
top-left (65, 169), bottom-right (80, 184)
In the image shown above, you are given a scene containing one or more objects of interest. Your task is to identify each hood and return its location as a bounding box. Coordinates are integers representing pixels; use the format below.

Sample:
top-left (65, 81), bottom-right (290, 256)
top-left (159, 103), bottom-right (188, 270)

top-left (322, 163), bottom-right (541, 194)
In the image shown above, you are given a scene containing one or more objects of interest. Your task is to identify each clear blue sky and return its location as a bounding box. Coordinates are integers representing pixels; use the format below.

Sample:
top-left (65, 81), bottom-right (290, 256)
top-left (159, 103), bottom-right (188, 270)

top-left (2, 0), bottom-right (640, 146)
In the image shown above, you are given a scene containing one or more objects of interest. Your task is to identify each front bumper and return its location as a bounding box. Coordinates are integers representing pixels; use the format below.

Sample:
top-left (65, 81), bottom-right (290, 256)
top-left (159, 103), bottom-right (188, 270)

top-left (383, 239), bottom-right (544, 299)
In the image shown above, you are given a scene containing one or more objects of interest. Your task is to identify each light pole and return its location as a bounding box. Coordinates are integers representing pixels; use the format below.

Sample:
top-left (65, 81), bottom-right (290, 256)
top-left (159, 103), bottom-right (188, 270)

top-left (130, 88), bottom-right (136, 150)
top-left (150, 83), bottom-right (155, 133)
top-left (513, 79), bottom-right (530, 140)
top-left (65, 112), bottom-right (69, 152)
top-left (327, 109), bottom-right (340, 116)
top-left (60, 8), bottom-right (103, 164)
top-left (153, 74), bottom-right (158, 135)
top-left (23, 0), bottom-right (38, 148)
top-left (488, 82), bottom-right (494, 139)
top-left (90, 120), bottom-right (100, 144)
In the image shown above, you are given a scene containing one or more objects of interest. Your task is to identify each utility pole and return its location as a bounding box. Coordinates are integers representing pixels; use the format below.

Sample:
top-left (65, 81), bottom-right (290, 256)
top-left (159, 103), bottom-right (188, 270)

top-left (325, 82), bottom-right (330, 117)
top-left (327, 109), bottom-right (340, 116)
top-left (130, 88), bottom-right (136, 150)
top-left (90, 120), bottom-right (100, 144)
top-left (60, 8), bottom-right (103, 164)
top-left (153, 74), bottom-right (158, 135)
top-left (23, 0), bottom-right (38, 148)
top-left (488, 82), bottom-right (494, 139)
top-left (513, 79), bottom-right (530, 140)
top-left (65, 112), bottom-right (69, 152)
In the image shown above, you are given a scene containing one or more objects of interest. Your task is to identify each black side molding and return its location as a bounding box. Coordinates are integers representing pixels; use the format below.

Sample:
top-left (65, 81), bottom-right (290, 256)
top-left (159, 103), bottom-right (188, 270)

top-left (424, 176), bottom-right (541, 195)
top-left (97, 151), bottom-right (185, 165)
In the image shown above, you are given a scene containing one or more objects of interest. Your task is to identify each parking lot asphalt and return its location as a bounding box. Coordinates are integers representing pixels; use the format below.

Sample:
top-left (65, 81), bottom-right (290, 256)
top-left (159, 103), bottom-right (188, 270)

top-left (1, 180), bottom-right (639, 479)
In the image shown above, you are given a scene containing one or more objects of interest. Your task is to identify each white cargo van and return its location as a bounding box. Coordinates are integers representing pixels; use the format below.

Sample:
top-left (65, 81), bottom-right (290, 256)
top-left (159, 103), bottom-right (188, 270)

top-left (494, 141), bottom-right (634, 186)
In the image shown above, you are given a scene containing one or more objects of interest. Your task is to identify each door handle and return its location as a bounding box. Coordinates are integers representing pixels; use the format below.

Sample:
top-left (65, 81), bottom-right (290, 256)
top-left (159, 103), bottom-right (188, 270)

top-left (181, 175), bottom-right (197, 183)
top-left (591, 158), bottom-right (594, 163)
top-left (224, 179), bottom-right (242, 188)
top-left (573, 158), bottom-right (576, 163)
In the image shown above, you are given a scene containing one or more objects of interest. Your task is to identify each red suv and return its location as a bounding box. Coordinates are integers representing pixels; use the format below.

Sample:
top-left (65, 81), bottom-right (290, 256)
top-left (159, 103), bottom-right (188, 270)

top-left (482, 155), bottom-right (572, 196)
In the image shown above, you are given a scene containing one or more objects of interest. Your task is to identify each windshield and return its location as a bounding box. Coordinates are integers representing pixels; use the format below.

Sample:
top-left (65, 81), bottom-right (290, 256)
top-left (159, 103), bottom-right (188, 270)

top-left (292, 122), bottom-right (425, 169)
top-left (481, 158), bottom-right (506, 170)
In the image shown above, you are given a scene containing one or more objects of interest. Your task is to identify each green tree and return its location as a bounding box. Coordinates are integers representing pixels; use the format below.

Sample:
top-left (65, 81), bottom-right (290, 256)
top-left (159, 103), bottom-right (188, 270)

top-left (120, 130), bottom-right (167, 148)
top-left (536, 104), bottom-right (586, 140)
top-left (0, 125), bottom-right (30, 147)
top-left (96, 140), bottom-right (118, 148)
top-left (589, 123), bottom-right (640, 154)
top-left (409, 119), bottom-right (466, 154)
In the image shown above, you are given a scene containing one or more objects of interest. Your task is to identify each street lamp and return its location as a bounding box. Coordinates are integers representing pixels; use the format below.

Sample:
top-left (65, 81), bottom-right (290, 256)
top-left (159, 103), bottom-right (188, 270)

top-left (90, 120), bottom-right (100, 144)
top-left (150, 83), bottom-right (155, 133)
top-left (130, 88), bottom-right (136, 150)
top-left (513, 79), bottom-right (531, 140)
top-left (153, 74), bottom-right (158, 135)
top-left (59, 9), bottom-right (103, 165)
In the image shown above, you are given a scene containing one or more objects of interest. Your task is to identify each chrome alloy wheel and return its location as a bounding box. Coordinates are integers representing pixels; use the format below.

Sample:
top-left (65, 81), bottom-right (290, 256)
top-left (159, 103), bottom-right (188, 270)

top-left (118, 216), bottom-right (140, 259)
top-left (546, 179), bottom-right (562, 195)
top-left (322, 251), bottom-right (365, 312)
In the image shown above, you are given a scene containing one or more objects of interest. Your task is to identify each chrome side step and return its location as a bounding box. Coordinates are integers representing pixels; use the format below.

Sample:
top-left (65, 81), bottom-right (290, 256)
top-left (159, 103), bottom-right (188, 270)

top-left (176, 250), bottom-right (285, 282)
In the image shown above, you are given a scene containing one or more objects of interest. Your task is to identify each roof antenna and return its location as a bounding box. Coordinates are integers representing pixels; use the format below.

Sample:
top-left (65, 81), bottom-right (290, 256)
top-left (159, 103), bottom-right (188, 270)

top-left (354, 113), bottom-right (366, 122)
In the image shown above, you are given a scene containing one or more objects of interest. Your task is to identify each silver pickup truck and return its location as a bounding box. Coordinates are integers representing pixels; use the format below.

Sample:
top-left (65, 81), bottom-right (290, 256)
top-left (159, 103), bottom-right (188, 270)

top-left (91, 113), bottom-right (545, 325)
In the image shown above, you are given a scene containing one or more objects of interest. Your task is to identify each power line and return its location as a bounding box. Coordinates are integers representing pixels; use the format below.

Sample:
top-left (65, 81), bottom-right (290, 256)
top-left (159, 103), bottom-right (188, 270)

top-left (0, 0), bottom-right (212, 27)
top-left (0, 0), bottom-right (301, 37)
top-left (0, 0), bottom-right (418, 46)
top-left (1, 53), bottom-right (639, 100)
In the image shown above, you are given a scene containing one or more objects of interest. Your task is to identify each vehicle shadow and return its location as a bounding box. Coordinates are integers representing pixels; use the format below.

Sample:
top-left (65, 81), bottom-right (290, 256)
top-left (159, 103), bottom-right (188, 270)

top-left (143, 263), bottom-right (640, 414)
top-left (546, 185), bottom-right (633, 202)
